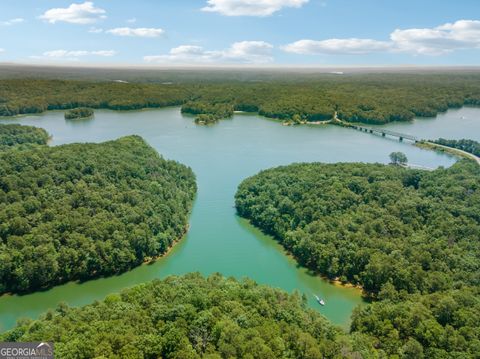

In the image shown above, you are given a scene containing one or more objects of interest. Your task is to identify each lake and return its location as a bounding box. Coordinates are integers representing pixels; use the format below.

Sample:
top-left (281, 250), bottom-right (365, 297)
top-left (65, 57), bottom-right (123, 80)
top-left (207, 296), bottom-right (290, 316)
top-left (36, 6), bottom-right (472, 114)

top-left (1, 106), bottom-right (477, 332)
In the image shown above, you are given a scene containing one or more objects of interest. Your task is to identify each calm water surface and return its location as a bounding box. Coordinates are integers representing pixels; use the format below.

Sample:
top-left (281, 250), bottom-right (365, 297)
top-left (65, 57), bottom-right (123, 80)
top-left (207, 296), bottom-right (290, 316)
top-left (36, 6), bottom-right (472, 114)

top-left (372, 106), bottom-right (480, 141)
top-left (0, 107), bottom-right (477, 331)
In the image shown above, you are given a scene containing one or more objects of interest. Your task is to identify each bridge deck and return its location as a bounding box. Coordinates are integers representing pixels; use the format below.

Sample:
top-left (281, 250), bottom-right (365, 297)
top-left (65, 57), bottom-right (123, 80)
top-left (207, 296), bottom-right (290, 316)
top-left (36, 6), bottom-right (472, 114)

top-left (352, 125), bottom-right (418, 142)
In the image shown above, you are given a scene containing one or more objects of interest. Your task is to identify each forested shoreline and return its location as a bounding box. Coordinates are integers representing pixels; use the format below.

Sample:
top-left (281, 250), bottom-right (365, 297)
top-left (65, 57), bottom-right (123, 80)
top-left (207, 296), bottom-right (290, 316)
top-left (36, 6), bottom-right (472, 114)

top-left (1, 72), bottom-right (480, 124)
top-left (0, 132), bottom-right (196, 294)
top-left (5, 273), bottom-right (479, 358)
top-left (1, 97), bottom-right (480, 357)
top-left (0, 123), bottom-right (49, 150)
top-left (235, 161), bottom-right (480, 357)
top-left (1, 273), bottom-right (380, 358)
top-left (433, 138), bottom-right (480, 157)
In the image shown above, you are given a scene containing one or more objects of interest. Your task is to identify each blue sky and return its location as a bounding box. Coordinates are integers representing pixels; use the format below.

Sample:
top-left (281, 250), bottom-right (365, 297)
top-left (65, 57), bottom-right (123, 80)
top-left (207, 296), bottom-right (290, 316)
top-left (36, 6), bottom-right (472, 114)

top-left (0, 0), bottom-right (479, 66)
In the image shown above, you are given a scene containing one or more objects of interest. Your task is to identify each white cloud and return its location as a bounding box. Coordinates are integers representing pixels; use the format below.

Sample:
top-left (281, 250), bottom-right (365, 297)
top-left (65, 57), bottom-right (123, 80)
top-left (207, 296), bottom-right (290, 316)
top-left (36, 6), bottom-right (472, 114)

top-left (106, 27), bottom-right (165, 38)
top-left (0, 18), bottom-right (24, 26)
top-left (90, 50), bottom-right (116, 56)
top-left (88, 27), bottom-right (103, 33)
top-left (36, 49), bottom-right (116, 61)
top-left (391, 19), bottom-right (480, 55)
top-left (0, 48), bottom-right (4, 53)
top-left (283, 19), bottom-right (480, 56)
top-left (45, 50), bottom-right (115, 57)
top-left (283, 38), bottom-right (392, 55)
top-left (227, 41), bottom-right (274, 61)
top-left (127, 18), bottom-right (137, 24)
top-left (44, 50), bottom-right (89, 57)
top-left (40, 2), bottom-right (106, 24)
top-left (201, 0), bottom-right (308, 16)
top-left (144, 41), bottom-right (274, 64)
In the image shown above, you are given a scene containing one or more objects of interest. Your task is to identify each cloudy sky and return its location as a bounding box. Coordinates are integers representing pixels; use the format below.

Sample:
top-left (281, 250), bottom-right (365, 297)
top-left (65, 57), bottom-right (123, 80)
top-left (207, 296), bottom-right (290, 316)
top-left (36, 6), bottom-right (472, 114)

top-left (1, 0), bottom-right (479, 66)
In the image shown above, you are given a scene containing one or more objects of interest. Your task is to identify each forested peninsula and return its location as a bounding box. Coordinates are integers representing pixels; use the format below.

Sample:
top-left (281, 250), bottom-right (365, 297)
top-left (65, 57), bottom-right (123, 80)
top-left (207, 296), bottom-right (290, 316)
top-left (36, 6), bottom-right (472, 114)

top-left (0, 123), bottom-right (49, 149)
top-left (1, 72), bottom-right (480, 124)
top-left (0, 133), bottom-right (196, 294)
top-left (1, 273), bottom-right (380, 358)
top-left (235, 160), bottom-right (480, 357)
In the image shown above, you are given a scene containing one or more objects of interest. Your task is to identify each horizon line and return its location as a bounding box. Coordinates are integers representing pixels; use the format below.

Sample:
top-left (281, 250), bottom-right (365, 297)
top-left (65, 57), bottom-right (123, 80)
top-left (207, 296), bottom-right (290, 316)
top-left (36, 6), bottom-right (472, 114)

top-left (1, 62), bottom-right (480, 71)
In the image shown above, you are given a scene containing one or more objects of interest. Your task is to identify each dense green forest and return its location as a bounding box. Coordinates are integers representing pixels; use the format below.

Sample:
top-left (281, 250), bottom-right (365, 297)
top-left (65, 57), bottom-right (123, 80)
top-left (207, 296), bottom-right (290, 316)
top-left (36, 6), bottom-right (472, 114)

top-left (64, 107), bottom-right (94, 120)
top-left (433, 138), bottom-right (480, 156)
top-left (0, 79), bottom-right (190, 115)
top-left (351, 287), bottom-right (480, 358)
top-left (5, 273), bottom-right (477, 358)
top-left (0, 135), bottom-right (196, 294)
top-left (0, 123), bottom-right (49, 149)
top-left (235, 160), bottom-right (480, 357)
top-left (1, 273), bottom-right (380, 358)
top-left (1, 72), bottom-right (480, 124)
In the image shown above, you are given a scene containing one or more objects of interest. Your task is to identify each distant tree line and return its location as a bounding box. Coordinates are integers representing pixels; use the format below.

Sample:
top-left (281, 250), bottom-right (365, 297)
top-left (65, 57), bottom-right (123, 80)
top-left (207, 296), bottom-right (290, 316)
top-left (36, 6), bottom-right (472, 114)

top-left (0, 79), bottom-right (189, 116)
top-left (1, 73), bottom-right (479, 125)
top-left (235, 160), bottom-right (480, 357)
top-left (0, 134), bottom-right (196, 294)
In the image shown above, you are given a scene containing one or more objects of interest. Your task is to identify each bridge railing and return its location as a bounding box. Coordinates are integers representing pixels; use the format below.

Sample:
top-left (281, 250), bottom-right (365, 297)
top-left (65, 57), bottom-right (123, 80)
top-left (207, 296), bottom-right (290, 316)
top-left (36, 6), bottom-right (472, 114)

top-left (352, 125), bottom-right (418, 142)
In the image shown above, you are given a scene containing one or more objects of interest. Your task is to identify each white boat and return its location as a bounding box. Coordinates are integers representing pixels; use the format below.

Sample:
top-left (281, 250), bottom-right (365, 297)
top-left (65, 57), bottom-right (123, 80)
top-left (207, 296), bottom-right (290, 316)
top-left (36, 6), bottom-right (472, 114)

top-left (314, 295), bottom-right (325, 306)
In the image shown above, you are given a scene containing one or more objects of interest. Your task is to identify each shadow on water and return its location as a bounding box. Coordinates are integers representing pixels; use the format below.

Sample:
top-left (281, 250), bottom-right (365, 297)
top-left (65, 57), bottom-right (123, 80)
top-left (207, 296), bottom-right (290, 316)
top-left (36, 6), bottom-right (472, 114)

top-left (236, 216), bottom-right (305, 271)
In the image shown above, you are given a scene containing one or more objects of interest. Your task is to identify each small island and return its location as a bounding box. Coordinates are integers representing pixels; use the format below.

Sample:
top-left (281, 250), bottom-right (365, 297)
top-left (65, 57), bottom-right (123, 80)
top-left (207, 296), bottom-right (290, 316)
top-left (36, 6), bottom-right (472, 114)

top-left (194, 113), bottom-right (218, 125)
top-left (64, 107), bottom-right (94, 120)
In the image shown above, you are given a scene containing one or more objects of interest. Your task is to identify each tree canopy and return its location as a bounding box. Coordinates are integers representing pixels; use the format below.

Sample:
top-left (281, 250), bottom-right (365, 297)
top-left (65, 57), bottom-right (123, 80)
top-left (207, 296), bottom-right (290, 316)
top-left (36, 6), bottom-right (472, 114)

top-left (0, 123), bottom-right (49, 149)
top-left (235, 160), bottom-right (480, 357)
top-left (351, 287), bottom-right (480, 358)
top-left (0, 273), bottom-right (377, 359)
top-left (433, 138), bottom-right (480, 157)
top-left (0, 135), bottom-right (196, 294)
top-left (1, 72), bottom-right (479, 125)
top-left (389, 152), bottom-right (408, 165)
top-left (64, 107), bottom-right (94, 120)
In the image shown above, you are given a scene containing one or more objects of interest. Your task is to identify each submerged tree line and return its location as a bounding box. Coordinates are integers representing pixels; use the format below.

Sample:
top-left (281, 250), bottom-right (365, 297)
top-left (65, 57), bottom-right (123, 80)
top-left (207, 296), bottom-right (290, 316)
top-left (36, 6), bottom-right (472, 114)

top-left (235, 160), bottom-right (480, 358)
top-left (1, 72), bottom-right (480, 124)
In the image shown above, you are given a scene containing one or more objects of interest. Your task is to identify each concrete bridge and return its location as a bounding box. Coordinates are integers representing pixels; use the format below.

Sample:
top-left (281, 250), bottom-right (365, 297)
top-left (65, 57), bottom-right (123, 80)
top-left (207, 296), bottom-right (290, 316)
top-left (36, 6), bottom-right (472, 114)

top-left (338, 118), bottom-right (479, 165)
top-left (351, 124), bottom-right (418, 142)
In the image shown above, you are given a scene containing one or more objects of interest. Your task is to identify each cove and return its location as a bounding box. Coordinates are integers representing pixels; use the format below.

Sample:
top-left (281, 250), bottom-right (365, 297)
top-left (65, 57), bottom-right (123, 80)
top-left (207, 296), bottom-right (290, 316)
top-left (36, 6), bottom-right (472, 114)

top-left (1, 106), bottom-right (477, 332)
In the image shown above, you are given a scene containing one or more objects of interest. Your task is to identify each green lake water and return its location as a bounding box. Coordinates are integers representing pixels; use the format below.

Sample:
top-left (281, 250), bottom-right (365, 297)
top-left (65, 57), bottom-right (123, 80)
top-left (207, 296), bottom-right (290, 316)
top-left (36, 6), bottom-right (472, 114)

top-left (0, 106), bottom-right (477, 332)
